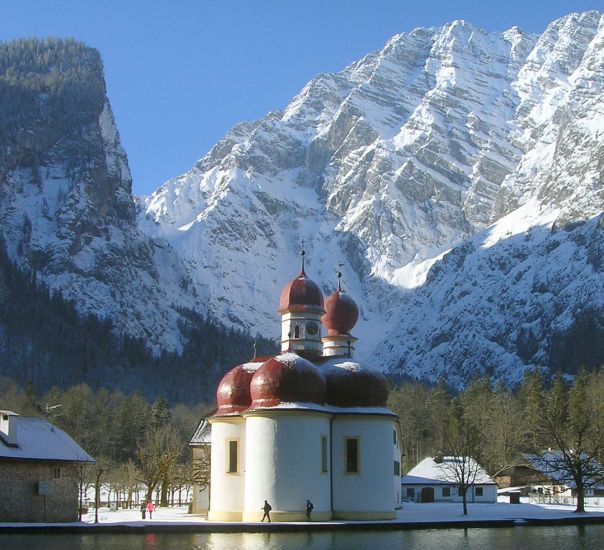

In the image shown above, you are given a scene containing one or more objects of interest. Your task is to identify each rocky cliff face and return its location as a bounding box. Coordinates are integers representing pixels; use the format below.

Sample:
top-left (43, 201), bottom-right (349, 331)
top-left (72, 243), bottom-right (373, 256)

top-left (140, 11), bottom-right (604, 384)
top-left (0, 39), bottom-right (200, 352)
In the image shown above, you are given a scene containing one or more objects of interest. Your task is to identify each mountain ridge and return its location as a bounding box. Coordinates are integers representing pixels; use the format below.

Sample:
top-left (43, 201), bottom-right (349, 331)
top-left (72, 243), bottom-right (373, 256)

top-left (140, 11), bottom-right (604, 384)
top-left (1, 13), bottom-right (603, 392)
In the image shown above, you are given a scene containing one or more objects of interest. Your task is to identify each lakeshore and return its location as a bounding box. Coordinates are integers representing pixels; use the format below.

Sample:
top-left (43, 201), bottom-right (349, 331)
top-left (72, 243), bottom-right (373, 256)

top-left (2, 501), bottom-right (604, 534)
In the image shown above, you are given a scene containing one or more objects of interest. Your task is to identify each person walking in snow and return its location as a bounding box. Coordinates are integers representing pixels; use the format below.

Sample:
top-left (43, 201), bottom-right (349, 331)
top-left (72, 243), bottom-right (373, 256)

top-left (305, 499), bottom-right (314, 521)
top-left (146, 500), bottom-right (155, 519)
top-left (261, 499), bottom-right (272, 522)
top-left (140, 500), bottom-right (146, 519)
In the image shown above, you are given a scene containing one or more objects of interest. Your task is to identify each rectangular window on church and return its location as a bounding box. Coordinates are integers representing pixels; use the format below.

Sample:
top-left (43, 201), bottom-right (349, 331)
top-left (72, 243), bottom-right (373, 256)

top-left (345, 437), bottom-right (359, 473)
top-left (226, 439), bottom-right (239, 474)
top-left (321, 435), bottom-right (328, 473)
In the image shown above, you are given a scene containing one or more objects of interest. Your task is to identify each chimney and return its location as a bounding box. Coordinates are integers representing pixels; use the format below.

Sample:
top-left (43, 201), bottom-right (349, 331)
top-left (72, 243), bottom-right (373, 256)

top-left (0, 410), bottom-right (19, 447)
top-left (434, 451), bottom-right (444, 464)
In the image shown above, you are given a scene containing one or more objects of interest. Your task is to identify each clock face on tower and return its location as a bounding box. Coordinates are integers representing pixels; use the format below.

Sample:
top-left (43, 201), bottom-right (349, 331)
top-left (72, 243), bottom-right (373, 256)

top-left (306, 322), bottom-right (319, 336)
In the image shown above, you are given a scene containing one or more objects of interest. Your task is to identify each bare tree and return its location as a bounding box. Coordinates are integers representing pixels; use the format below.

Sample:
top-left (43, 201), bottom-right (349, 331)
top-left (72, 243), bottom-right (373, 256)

top-left (122, 460), bottom-right (141, 509)
top-left (136, 425), bottom-right (183, 503)
top-left (192, 446), bottom-right (211, 496)
top-left (73, 463), bottom-right (93, 520)
top-left (171, 463), bottom-right (193, 506)
top-left (441, 398), bottom-right (483, 516)
top-left (109, 460), bottom-right (141, 509)
top-left (66, 462), bottom-right (93, 521)
top-left (88, 458), bottom-right (110, 523)
top-left (525, 373), bottom-right (604, 513)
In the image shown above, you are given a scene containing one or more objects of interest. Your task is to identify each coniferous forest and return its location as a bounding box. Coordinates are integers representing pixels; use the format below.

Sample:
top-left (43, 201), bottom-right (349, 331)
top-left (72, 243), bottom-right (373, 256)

top-left (0, 238), bottom-right (276, 404)
top-left (388, 372), bottom-right (604, 475)
top-left (1, 365), bottom-right (602, 508)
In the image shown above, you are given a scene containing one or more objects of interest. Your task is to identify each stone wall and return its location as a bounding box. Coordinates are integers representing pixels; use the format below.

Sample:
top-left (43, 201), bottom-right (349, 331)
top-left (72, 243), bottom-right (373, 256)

top-left (0, 459), bottom-right (80, 522)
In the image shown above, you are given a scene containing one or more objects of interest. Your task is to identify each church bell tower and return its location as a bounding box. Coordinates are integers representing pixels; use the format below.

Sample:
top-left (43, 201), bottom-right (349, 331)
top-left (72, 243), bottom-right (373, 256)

top-left (277, 250), bottom-right (325, 358)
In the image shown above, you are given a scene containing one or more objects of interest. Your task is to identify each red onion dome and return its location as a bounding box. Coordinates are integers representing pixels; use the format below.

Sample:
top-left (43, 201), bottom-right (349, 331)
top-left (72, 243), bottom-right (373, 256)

top-left (216, 361), bottom-right (265, 415)
top-left (250, 353), bottom-right (327, 408)
top-left (321, 290), bottom-right (359, 336)
top-left (325, 361), bottom-right (389, 408)
top-left (278, 268), bottom-right (324, 314)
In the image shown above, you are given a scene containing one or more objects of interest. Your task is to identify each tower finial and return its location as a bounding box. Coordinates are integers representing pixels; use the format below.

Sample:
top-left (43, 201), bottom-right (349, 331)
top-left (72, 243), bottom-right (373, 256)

top-left (335, 261), bottom-right (344, 292)
top-left (300, 240), bottom-right (306, 274)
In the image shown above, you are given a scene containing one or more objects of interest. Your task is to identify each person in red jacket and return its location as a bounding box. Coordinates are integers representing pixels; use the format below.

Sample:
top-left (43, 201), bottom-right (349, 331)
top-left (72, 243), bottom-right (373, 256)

top-left (146, 500), bottom-right (155, 519)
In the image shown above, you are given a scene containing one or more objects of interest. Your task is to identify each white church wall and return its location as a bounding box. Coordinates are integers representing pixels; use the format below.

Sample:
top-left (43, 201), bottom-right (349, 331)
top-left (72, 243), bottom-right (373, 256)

top-left (393, 423), bottom-right (402, 509)
top-left (243, 411), bottom-right (332, 521)
top-left (208, 418), bottom-right (246, 521)
top-left (331, 415), bottom-right (396, 519)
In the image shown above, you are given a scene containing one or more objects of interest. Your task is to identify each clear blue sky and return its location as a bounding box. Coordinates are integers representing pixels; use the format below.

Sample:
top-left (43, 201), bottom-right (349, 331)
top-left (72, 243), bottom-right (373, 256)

top-left (1, 0), bottom-right (602, 196)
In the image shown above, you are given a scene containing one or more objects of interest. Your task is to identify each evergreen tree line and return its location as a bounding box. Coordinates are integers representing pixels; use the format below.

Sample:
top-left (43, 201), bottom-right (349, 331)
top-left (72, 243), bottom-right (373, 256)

top-left (0, 378), bottom-right (211, 509)
top-left (388, 370), bottom-right (604, 490)
top-left (0, 37), bottom-right (105, 153)
top-left (1, 364), bottom-right (602, 511)
top-left (0, 238), bottom-right (276, 404)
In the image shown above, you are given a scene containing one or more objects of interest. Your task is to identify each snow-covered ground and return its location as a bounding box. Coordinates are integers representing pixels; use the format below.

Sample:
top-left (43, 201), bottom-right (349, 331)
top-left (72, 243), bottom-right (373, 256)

top-left (398, 501), bottom-right (604, 523)
top-left (75, 500), bottom-right (604, 526)
top-left (1, 500), bottom-right (602, 530)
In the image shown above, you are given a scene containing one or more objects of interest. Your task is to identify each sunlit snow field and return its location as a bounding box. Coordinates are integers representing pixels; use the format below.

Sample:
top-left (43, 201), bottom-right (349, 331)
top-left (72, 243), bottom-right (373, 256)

top-left (72, 499), bottom-right (604, 526)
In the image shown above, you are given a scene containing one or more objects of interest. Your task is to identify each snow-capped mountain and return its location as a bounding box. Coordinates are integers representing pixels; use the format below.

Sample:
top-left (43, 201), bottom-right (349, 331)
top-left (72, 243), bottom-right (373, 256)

top-left (2, 12), bottom-right (602, 390)
top-left (0, 39), bottom-right (201, 353)
top-left (140, 12), bottom-right (604, 384)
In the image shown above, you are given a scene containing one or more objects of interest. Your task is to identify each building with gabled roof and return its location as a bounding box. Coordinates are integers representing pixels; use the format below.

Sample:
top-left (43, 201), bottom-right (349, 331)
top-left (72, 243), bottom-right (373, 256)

top-left (401, 455), bottom-right (497, 503)
top-left (521, 451), bottom-right (604, 501)
top-left (0, 410), bottom-right (95, 522)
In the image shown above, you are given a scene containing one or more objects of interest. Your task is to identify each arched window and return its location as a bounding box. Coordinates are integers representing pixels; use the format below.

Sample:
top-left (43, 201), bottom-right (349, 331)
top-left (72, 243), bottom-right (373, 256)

top-left (294, 325), bottom-right (300, 338)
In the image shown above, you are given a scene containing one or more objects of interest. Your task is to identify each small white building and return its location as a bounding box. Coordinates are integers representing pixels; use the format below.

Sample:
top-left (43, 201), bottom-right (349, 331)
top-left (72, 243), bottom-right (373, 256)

top-left (401, 455), bottom-right (497, 503)
top-left (205, 259), bottom-right (401, 521)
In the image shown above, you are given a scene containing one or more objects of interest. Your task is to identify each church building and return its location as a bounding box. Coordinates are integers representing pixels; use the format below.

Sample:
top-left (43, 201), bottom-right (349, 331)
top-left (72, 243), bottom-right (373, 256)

top-left (208, 256), bottom-right (401, 521)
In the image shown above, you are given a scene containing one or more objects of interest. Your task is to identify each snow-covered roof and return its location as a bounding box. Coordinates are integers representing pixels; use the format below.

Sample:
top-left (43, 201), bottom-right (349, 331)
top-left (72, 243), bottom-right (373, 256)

top-left (242, 401), bottom-right (396, 417)
top-left (497, 486), bottom-right (525, 494)
top-left (240, 357), bottom-right (271, 373)
top-left (321, 356), bottom-right (380, 374)
top-left (189, 418), bottom-right (211, 446)
top-left (0, 415), bottom-right (95, 463)
top-left (523, 452), bottom-right (604, 489)
top-left (401, 456), bottom-right (495, 485)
